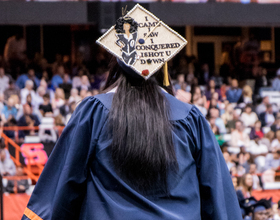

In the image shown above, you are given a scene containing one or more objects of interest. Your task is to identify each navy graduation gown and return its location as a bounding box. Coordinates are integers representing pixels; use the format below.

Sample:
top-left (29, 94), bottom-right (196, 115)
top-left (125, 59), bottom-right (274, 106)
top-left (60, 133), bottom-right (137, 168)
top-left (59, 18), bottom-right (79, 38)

top-left (22, 92), bottom-right (242, 220)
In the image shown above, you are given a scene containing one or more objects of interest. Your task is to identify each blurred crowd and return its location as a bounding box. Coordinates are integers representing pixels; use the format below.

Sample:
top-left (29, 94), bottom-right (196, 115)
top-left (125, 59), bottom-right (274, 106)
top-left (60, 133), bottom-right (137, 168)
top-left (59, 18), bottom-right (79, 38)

top-left (1, 33), bottom-right (280, 218)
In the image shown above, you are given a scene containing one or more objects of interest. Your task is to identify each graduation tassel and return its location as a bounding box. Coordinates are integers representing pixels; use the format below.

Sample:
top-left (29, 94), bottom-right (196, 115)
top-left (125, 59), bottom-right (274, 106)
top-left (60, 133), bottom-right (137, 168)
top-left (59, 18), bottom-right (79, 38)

top-left (163, 62), bottom-right (170, 86)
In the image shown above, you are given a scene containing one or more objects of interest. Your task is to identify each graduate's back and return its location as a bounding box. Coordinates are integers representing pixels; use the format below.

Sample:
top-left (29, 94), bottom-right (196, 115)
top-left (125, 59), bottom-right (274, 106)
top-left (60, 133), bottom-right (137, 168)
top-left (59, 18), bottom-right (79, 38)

top-left (22, 77), bottom-right (242, 220)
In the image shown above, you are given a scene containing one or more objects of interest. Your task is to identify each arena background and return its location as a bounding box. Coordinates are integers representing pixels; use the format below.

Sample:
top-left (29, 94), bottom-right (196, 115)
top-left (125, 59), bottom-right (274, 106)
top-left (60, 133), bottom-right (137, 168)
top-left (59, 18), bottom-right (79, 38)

top-left (1, 1), bottom-right (280, 219)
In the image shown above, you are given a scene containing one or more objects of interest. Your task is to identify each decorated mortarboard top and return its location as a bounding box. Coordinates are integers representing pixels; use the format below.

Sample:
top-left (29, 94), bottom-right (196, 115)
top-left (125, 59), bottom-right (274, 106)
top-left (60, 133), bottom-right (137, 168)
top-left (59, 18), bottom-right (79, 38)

top-left (96, 4), bottom-right (187, 80)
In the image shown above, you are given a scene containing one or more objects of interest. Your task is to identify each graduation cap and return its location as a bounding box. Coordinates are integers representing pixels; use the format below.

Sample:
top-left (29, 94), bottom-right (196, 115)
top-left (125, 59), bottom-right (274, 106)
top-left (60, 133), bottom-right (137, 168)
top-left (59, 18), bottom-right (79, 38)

top-left (252, 198), bottom-right (272, 213)
top-left (239, 197), bottom-right (258, 216)
top-left (96, 4), bottom-right (187, 86)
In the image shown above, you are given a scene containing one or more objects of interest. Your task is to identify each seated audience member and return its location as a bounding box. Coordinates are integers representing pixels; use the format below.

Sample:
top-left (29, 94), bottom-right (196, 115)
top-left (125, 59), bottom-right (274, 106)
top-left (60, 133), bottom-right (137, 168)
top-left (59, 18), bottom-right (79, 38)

top-left (51, 65), bottom-right (67, 89)
top-left (39, 93), bottom-right (53, 117)
top-left (204, 79), bottom-right (221, 101)
top-left (271, 130), bottom-right (280, 150)
top-left (18, 104), bottom-right (40, 139)
top-left (68, 88), bottom-right (81, 104)
top-left (210, 71), bottom-right (223, 89)
top-left (72, 68), bottom-right (88, 89)
top-left (265, 149), bottom-right (280, 171)
top-left (272, 68), bottom-right (280, 91)
top-left (227, 108), bottom-right (242, 132)
top-left (16, 67), bottom-right (40, 90)
top-left (209, 117), bottom-right (220, 135)
top-left (250, 121), bottom-right (264, 140)
top-left (259, 104), bottom-right (276, 127)
top-left (52, 88), bottom-right (65, 116)
top-left (0, 149), bottom-right (16, 176)
top-left (34, 86), bottom-right (46, 110)
top-left (20, 80), bottom-right (36, 105)
top-left (271, 116), bottom-right (280, 133)
top-left (173, 73), bottom-right (190, 92)
top-left (223, 151), bottom-right (235, 170)
top-left (59, 74), bottom-right (72, 100)
top-left (5, 165), bottom-right (30, 193)
top-left (236, 173), bottom-right (253, 201)
top-left (256, 96), bottom-right (270, 116)
top-left (193, 97), bottom-right (207, 116)
top-left (249, 163), bottom-right (262, 190)
top-left (4, 80), bottom-right (20, 101)
top-left (261, 131), bottom-right (275, 151)
top-left (238, 85), bottom-right (253, 107)
top-left (208, 107), bottom-right (227, 134)
top-left (238, 151), bottom-right (251, 173)
top-left (231, 120), bottom-right (251, 150)
top-left (221, 103), bottom-right (234, 125)
top-left (1, 97), bottom-right (17, 122)
top-left (226, 79), bottom-right (242, 103)
top-left (77, 75), bottom-right (91, 92)
top-left (240, 104), bottom-right (258, 127)
top-left (0, 67), bottom-right (9, 93)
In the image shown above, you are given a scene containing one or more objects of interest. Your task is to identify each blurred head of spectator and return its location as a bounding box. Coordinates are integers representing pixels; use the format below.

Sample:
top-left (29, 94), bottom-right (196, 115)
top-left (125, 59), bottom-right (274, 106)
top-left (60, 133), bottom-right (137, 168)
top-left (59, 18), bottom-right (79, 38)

top-left (236, 120), bottom-right (244, 133)
top-left (25, 80), bottom-right (34, 92)
top-left (80, 89), bottom-right (88, 100)
top-left (37, 86), bottom-right (46, 98)
top-left (27, 68), bottom-right (35, 79)
top-left (57, 65), bottom-right (65, 77)
top-left (92, 89), bottom-right (99, 96)
top-left (238, 173), bottom-right (253, 197)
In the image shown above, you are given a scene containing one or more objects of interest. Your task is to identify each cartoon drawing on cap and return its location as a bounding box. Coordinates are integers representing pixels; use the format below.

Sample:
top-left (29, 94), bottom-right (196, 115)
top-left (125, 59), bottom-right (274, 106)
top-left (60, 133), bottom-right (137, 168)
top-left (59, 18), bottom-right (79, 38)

top-left (115, 17), bottom-right (138, 66)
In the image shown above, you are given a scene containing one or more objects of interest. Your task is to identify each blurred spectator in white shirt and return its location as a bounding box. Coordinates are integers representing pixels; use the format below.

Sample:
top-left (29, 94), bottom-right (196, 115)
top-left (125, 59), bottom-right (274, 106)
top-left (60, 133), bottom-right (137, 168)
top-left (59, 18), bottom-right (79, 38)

top-left (240, 104), bottom-right (258, 127)
top-left (271, 130), bottom-right (280, 150)
top-left (231, 120), bottom-right (251, 149)
top-left (0, 149), bottom-right (16, 176)
top-left (249, 163), bottom-right (262, 190)
top-left (272, 68), bottom-right (280, 91)
top-left (68, 88), bottom-right (81, 105)
top-left (256, 96), bottom-right (270, 116)
top-left (34, 86), bottom-right (46, 111)
top-left (20, 80), bottom-right (36, 105)
top-left (0, 67), bottom-right (9, 93)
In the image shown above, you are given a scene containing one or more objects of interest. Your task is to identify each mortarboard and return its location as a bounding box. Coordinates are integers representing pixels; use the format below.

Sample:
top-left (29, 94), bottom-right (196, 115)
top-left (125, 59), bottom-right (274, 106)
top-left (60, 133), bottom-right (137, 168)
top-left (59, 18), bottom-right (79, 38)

top-left (96, 4), bottom-right (187, 86)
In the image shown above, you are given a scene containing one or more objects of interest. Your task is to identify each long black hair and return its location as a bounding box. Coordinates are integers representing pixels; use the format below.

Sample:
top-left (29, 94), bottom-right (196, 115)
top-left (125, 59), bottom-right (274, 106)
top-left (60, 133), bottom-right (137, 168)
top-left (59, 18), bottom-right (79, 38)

top-left (103, 58), bottom-right (177, 195)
